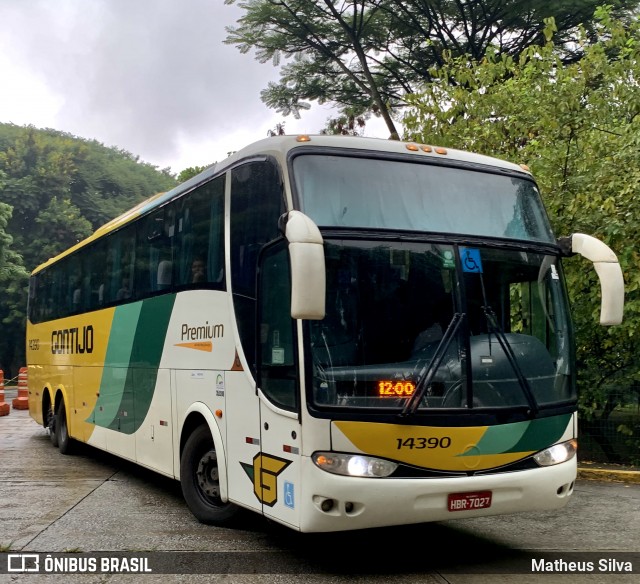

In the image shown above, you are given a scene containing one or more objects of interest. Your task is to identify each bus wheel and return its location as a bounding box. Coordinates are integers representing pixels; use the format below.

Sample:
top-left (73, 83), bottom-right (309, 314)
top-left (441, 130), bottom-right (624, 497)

top-left (180, 425), bottom-right (239, 525)
top-left (47, 405), bottom-right (59, 448)
top-left (55, 400), bottom-right (74, 455)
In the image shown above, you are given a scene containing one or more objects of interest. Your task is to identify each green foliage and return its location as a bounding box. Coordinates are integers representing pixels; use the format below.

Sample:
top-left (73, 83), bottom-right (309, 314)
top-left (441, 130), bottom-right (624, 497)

top-left (403, 9), bottom-right (640, 420)
top-left (225, 0), bottom-right (639, 137)
top-left (0, 124), bottom-right (177, 270)
top-left (225, 0), bottom-right (401, 137)
top-left (0, 199), bottom-right (29, 378)
top-left (0, 123), bottom-right (178, 376)
top-left (34, 197), bottom-right (93, 261)
top-left (267, 122), bottom-right (287, 137)
top-left (176, 165), bottom-right (210, 183)
top-left (321, 109), bottom-right (367, 136)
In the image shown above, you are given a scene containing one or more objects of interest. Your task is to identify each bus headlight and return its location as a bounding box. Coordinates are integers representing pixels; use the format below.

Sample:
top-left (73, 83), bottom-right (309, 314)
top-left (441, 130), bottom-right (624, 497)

top-left (533, 439), bottom-right (577, 467)
top-left (312, 452), bottom-right (398, 477)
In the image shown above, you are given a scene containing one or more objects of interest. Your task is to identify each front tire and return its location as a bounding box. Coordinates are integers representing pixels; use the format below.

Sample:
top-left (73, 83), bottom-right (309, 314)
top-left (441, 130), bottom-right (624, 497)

top-left (180, 425), bottom-right (239, 525)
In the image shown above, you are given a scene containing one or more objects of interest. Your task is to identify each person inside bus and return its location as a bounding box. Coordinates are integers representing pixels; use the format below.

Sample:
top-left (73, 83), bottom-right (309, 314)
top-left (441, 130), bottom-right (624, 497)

top-left (191, 256), bottom-right (206, 283)
top-left (117, 277), bottom-right (131, 300)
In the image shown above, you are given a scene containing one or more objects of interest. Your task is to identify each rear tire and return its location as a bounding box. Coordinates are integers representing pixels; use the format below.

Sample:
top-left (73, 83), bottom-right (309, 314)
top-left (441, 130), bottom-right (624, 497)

top-left (180, 425), bottom-right (239, 525)
top-left (55, 400), bottom-right (74, 455)
top-left (46, 401), bottom-right (59, 448)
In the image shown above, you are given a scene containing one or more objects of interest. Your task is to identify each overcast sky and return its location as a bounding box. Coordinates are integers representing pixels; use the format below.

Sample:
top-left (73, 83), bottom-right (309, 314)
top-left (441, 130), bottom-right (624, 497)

top-left (0, 0), bottom-right (389, 173)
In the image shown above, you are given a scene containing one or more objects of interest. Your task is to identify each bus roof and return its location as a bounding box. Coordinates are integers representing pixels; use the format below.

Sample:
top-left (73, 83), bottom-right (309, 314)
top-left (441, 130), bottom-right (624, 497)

top-left (32, 135), bottom-right (530, 275)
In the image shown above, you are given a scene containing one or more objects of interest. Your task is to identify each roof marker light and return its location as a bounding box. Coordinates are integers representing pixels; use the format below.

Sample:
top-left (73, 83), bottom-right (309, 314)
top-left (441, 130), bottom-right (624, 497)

top-left (422, 145), bottom-right (433, 152)
top-left (435, 147), bottom-right (448, 155)
top-left (296, 135), bottom-right (311, 142)
top-left (406, 144), bottom-right (419, 152)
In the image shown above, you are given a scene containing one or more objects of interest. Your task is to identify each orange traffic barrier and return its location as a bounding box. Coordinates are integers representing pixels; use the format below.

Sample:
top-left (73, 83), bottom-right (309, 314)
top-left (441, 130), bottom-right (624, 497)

top-left (0, 369), bottom-right (9, 416)
top-left (12, 367), bottom-right (29, 410)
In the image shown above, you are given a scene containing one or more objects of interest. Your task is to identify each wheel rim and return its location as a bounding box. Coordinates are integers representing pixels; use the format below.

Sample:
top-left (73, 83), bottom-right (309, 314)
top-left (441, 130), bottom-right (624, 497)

top-left (195, 451), bottom-right (222, 505)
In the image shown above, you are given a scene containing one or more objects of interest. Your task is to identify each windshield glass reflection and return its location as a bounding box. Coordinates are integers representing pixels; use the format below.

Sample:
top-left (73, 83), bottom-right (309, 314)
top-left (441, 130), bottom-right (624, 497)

top-left (310, 240), bottom-right (574, 411)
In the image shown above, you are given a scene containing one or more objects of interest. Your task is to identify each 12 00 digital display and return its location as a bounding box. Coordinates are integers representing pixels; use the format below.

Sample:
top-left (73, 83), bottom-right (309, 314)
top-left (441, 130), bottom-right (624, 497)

top-left (378, 380), bottom-right (416, 397)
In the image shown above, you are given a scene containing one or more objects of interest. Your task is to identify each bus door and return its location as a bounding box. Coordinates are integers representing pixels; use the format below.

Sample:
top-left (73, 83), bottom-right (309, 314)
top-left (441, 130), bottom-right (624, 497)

top-left (257, 242), bottom-right (302, 528)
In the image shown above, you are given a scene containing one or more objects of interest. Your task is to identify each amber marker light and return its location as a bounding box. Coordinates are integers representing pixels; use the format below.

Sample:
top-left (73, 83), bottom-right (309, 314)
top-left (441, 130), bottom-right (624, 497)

top-left (316, 454), bottom-right (329, 466)
top-left (435, 147), bottom-right (448, 155)
top-left (406, 143), bottom-right (420, 151)
top-left (215, 409), bottom-right (223, 418)
top-left (422, 145), bottom-right (433, 152)
top-left (296, 134), bottom-right (312, 142)
top-left (520, 163), bottom-right (531, 171)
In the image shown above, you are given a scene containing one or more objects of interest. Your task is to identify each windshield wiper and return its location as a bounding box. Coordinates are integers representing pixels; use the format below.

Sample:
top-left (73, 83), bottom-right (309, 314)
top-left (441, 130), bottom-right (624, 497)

top-left (482, 305), bottom-right (539, 417)
top-left (400, 312), bottom-right (464, 417)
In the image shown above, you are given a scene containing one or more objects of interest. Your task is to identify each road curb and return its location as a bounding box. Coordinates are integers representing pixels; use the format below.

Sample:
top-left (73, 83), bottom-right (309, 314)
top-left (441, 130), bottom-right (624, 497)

top-left (577, 467), bottom-right (640, 484)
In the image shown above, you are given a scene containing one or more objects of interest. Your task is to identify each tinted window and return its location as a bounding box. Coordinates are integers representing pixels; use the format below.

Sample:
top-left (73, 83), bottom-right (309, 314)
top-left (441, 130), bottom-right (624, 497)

top-left (230, 160), bottom-right (284, 372)
top-left (28, 174), bottom-right (226, 323)
top-left (258, 242), bottom-right (297, 410)
top-left (293, 155), bottom-right (555, 243)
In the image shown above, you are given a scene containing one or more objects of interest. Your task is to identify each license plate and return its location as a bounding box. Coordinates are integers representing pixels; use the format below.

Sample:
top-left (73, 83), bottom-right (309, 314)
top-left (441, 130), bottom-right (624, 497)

top-left (448, 490), bottom-right (492, 512)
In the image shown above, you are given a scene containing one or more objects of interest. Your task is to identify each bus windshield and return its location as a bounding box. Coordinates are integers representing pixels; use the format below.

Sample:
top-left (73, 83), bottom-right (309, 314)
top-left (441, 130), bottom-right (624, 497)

top-left (309, 240), bottom-right (574, 411)
top-left (293, 154), bottom-right (554, 243)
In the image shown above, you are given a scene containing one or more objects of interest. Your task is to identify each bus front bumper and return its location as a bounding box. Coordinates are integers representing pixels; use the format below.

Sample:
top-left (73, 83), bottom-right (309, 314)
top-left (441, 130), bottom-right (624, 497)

top-left (297, 455), bottom-right (577, 533)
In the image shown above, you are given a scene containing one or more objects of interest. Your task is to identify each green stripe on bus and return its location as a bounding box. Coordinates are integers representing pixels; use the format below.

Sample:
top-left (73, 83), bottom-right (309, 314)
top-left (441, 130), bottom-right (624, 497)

top-left (91, 295), bottom-right (176, 433)
top-left (91, 303), bottom-right (142, 427)
top-left (460, 419), bottom-right (530, 455)
top-left (457, 414), bottom-right (572, 457)
top-left (503, 414), bottom-right (572, 453)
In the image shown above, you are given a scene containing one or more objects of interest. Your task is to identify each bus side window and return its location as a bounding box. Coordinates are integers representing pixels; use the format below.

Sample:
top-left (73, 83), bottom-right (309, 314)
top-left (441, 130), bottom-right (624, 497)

top-left (135, 208), bottom-right (168, 298)
top-left (84, 241), bottom-right (107, 310)
top-left (258, 242), bottom-right (297, 410)
top-left (68, 256), bottom-right (83, 315)
top-left (230, 160), bottom-right (284, 373)
top-left (104, 224), bottom-right (136, 304)
top-left (175, 175), bottom-right (225, 289)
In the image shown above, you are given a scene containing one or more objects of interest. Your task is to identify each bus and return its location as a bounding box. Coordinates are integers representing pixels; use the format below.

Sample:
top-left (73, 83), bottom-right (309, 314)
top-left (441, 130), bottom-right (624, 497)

top-left (27, 135), bottom-right (624, 533)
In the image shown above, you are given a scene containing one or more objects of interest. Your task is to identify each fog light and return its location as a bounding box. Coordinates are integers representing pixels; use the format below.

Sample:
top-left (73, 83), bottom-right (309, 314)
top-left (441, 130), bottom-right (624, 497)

top-left (321, 498), bottom-right (334, 512)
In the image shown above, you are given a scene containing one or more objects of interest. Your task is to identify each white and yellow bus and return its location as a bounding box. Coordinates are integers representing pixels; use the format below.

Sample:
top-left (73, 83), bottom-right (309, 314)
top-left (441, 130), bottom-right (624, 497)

top-left (27, 135), bottom-right (624, 532)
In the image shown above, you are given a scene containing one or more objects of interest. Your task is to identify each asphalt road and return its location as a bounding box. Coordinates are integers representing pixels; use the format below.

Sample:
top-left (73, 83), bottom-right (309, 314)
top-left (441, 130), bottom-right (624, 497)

top-left (1, 396), bottom-right (639, 583)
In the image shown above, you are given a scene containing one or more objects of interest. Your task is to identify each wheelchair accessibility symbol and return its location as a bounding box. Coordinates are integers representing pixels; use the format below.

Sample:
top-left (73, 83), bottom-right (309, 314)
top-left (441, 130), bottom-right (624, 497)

top-left (460, 248), bottom-right (483, 273)
top-left (284, 481), bottom-right (295, 509)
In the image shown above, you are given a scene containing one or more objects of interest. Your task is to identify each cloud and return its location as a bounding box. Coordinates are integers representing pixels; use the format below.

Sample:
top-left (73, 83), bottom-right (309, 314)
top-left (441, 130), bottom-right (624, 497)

top-left (0, 0), bottom-right (392, 172)
top-left (1, 0), bottom-right (281, 167)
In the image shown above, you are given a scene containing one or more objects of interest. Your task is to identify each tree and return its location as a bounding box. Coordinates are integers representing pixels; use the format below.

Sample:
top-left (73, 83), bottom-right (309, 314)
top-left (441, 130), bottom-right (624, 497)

top-left (267, 122), bottom-right (287, 137)
top-left (403, 9), bottom-right (640, 458)
top-left (34, 197), bottom-right (93, 263)
top-left (0, 124), bottom-right (177, 270)
top-left (0, 123), bottom-right (177, 377)
top-left (225, 0), bottom-right (639, 137)
top-left (321, 110), bottom-right (367, 135)
top-left (0, 197), bottom-right (29, 378)
top-left (177, 165), bottom-right (211, 183)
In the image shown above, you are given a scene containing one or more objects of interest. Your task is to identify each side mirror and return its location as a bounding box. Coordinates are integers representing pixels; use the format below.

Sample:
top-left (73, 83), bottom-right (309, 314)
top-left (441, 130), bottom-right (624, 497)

top-left (282, 211), bottom-right (325, 319)
top-left (560, 233), bottom-right (624, 326)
